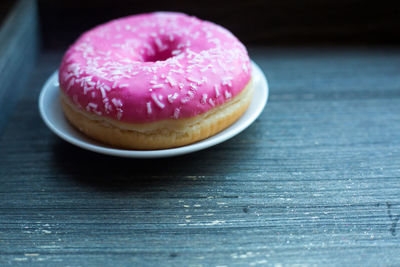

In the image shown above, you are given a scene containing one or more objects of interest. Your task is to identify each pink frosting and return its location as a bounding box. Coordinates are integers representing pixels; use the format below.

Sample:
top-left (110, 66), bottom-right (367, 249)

top-left (59, 12), bottom-right (251, 123)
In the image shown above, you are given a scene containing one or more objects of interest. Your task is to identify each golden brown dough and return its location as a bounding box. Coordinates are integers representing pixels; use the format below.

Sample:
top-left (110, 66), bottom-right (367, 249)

top-left (60, 80), bottom-right (253, 150)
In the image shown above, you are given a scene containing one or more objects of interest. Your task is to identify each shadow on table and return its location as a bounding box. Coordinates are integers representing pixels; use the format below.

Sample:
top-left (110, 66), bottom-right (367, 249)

top-left (50, 137), bottom-right (247, 191)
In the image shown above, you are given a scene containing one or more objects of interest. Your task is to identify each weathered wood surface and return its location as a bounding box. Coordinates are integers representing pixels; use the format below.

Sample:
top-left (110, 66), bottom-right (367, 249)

top-left (0, 47), bottom-right (400, 266)
top-left (0, 0), bottom-right (39, 133)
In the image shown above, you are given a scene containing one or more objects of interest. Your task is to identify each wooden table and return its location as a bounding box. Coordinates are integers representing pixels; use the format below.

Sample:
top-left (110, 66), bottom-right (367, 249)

top-left (1, 47), bottom-right (400, 266)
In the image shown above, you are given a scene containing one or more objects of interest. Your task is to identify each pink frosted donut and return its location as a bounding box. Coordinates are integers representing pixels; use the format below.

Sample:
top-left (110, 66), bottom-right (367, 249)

top-left (59, 12), bottom-right (253, 149)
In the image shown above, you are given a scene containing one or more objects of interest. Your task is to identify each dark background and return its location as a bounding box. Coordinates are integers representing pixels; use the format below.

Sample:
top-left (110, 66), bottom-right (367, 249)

top-left (34, 0), bottom-right (400, 49)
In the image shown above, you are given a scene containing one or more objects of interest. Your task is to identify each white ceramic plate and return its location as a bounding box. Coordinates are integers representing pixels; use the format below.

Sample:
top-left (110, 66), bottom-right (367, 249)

top-left (39, 61), bottom-right (269, 158)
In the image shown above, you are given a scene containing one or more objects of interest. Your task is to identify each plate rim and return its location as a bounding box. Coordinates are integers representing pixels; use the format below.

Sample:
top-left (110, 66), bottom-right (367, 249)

top-left (39, 60), bottom-right (269, 158)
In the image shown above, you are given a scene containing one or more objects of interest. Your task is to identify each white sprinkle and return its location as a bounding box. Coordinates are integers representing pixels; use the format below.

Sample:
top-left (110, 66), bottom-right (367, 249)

top-left (88, 79), bottom-right (95, 88)
top-left (173, 108), bottom-right (180, 119)
top-left (208, 98), bottom-right (215, 106)
top-left (86, 103), bottom-right (97, 111)
top-left (215, 84), bottom-right (220, 97)
top-left (112, 81), bottom-right (117, 89)
top-left (150, 80), bottom-right (158, 84)
top-left (193, 31), bottom-right (200, 39)
top-left (201, 93), bottom-right (208, 104)
top-left (103, 84), bottom-right (111, 91)
top-left (152, 84), bottom-right (164, 88)
top-left (173, 60), bottom-right (183, 68)
top-left (67, 78), bottom-right (75, 91)
top-left (208, 38), bottom-right (221, 45)
top-left (151, 93), bottom-right (165, 109)
top-left (166, 76), bottom-right (176, 86)
top-left (110, 70), bottom-right (124, 75)
top-left (91, 92), bottom-right (96, 98)
top-left (187, 77), bottom-right (201, 85)
top-left (222, 77), bottom-right (233, 87)
top-left (161, 74), bottom-right (165, 79)
top-left (242, 63), bottom-right (248, 73)
top-left (181, 97), bottom-right (190, 103)
top-left (111, 98), bottom-right (122, 107)
top-left (168, 93), bottom-right (179, 103)
top-left (217, 59), bottom-right (227, 71)
top-left (186, 48), bottom-right (195, 59)
top-left (146, 102), bottom-right (152, 114)
top-left (190, 83), bottom-right (197, 90)
top-left (67, 63), bottom-right (80, 73)
top-left (104, 102), bottom-right (113, 113)
top-left (63, 72), bottom-right (73, 82)
top-left (158, 95), bottom-right (163, 100)
top-left (117, 112), bottom-right (122, 120)
top-left (120, 84), bottom-right (129, 88)
top-left (155, 38), bottom-right (167, 51)
top-left (171, 69), bottom-right (184, 74)
top-left (99, 86), bottom-right (106, 98)
top-left (172, 50), bottom-right (181, 55)
top-left (200, 64), bottom-right (213, 72)
top-left (98, 50), bottom-right (111, 56)
top-left (225, 90), bottom-right (232, 99)
top-left (87, 81), bottom-right (95, 87)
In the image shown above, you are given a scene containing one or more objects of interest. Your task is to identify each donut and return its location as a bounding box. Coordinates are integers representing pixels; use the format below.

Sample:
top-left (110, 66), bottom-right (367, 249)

top-left (59, 12), bottom-right (252, 149)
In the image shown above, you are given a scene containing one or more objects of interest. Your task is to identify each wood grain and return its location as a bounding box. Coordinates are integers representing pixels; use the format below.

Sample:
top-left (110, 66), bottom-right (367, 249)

top-left (0, 0), bottom-right (39, 134)
top-left (0, 47), bottom-right (400, 266)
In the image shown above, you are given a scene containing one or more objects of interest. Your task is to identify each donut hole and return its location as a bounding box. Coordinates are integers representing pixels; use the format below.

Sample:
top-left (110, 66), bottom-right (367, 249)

top-left (144, 48), bottom-right (174, 62)
top-left (143, 35), bottom-right (182, 62)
